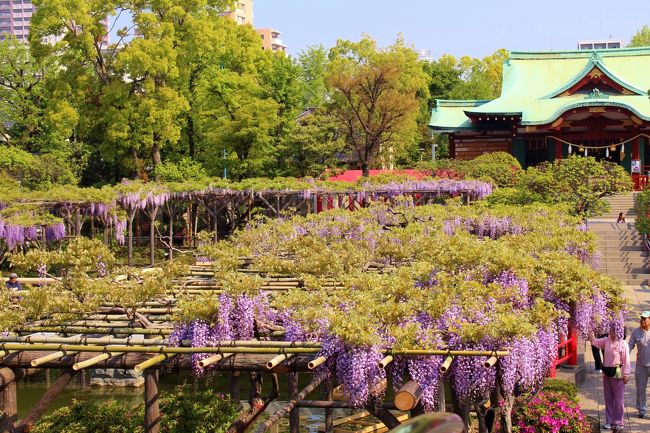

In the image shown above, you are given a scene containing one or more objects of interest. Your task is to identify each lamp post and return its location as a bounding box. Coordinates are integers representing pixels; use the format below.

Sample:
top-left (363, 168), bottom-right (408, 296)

top-left (223, 149), bottom-right (228, 179)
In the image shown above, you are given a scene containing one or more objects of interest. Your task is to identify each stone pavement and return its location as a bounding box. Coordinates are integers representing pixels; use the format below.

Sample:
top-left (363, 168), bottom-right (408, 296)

top-left (577, 284), bottom-right (650, 432)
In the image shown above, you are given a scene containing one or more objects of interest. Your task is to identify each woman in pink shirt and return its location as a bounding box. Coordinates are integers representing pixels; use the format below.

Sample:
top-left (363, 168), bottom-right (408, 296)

top-left (590, 324), bottom-right (631, 431)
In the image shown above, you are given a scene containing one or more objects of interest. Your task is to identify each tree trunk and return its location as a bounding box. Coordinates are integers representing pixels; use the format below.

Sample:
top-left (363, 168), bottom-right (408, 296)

top-left (128, 210), bottom-right (136, 267)
top-left (15, 368), bottom-right (78, 432)
top-left (450, 388), bottom-right (471, 431)
top-left (226, 372), bottom-right (279, 433)
top-left (365, 379), bottom-right (400, 429)
top-left (187, 113), bottom-right (195, 158)
top-left (152, 142), bottom-right (162, 181)
top-left (168, 211), bottom-right (174, 260)
top-left (498, 393), bottom-right (514, 433)
top-left (148, 206), bottom-right (159, 266)
top-left (361, 162), bottom-right (370, 177)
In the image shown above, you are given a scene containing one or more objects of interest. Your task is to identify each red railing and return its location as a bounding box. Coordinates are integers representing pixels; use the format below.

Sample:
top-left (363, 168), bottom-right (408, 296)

top-left (632, 173), bottom-right (649, 191)
top-left (548, 326), bottom-right (578, 378)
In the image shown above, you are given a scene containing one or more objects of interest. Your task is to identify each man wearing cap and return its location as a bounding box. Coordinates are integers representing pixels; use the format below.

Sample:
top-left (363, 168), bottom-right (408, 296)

top-left (629, 311), bottom-right (650, 419)
top-left (5, 273), bottom-right (22, 291)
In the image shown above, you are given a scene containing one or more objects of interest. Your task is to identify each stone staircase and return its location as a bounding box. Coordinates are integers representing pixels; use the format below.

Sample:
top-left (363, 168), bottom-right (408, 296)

top-left (589, 222), bottom-right (650, 285)
top-left (588, 193), bottom-right (650, 285)
top-left (599, 193), bottom-right (637, 220)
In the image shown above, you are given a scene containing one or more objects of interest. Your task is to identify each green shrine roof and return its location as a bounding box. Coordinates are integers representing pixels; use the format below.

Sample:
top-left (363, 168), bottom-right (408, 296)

top-left (429, 47), bottom-right (650, 131)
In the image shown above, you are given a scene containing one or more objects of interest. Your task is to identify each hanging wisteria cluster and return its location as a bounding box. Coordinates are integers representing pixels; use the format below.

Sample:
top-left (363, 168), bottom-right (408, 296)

top-left (173, 201), bottom-right (625, 415)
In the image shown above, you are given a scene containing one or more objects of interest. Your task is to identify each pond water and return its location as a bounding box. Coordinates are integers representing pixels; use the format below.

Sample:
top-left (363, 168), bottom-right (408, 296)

top-left (16, 370), bottom-right (355, 433)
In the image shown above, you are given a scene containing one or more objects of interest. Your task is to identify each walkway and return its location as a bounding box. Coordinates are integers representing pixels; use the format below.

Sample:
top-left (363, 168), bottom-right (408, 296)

top-left (577, 284), bottom-right (650, 432)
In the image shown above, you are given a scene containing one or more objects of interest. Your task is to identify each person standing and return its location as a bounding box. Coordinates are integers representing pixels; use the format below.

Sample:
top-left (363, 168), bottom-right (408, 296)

top-left (629, 311), bottom-right (650, 419)
top-left (590, 325), bottom-right (631, 431)
top-left (5, 273), bottom-right (22, 291)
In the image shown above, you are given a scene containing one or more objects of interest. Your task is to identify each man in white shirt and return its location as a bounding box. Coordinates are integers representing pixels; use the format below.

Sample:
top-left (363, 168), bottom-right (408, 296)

top-left (629, 311), bottom-right (650, 419)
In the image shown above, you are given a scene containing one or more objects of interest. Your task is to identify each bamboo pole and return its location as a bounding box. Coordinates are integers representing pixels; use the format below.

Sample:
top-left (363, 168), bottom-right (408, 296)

top-left (439, 355), bottom-right (454, 373)
top-left (14, 327), bottom-right (172, 336)
top-left (266, 353), bottom-right (294, 369)
top-left (73, 352), bottom-right (125, 370)
top-left (308, 356), bottom-right (327, 370)
top-left (378, 355), bottom-right (394, 369)
top-left (31, 350), bottom-right (78, 367)
top-left (198, 352), bottom-right (234, 368)
top-left (0, 342), bottom-right (509, 357)
top-left (134, 354), bottom-right (176, 372)
top-left (484, 355), bottom-right (498, 369)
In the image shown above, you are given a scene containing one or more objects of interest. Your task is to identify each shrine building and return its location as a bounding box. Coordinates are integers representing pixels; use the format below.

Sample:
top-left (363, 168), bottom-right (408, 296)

top-left (429, 47), bottom-right (650, 185)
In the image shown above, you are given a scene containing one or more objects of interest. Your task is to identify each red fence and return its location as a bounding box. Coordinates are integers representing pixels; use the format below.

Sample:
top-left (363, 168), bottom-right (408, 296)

top-left (548, 326), bottom-right (578, 378)
top-left (632, 173), bottom-right (649, 191)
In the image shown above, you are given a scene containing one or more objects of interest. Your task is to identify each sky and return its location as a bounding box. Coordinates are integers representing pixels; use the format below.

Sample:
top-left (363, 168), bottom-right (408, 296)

top-left (252, 0), bottom-right (650, 58)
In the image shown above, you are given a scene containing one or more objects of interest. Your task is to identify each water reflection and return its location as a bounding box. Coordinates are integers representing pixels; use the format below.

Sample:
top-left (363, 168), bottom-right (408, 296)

top-left (17, 370), bottom-right (353, 432)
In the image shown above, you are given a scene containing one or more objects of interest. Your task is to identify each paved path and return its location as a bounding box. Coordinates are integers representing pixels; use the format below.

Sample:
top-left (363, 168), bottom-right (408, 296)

top-left (577, 284), bottom-right (650, 432)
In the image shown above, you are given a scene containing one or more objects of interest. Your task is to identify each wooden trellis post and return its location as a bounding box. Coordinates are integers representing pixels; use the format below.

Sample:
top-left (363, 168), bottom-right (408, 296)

top-left (0, 368), bottom-right (17, 433)
top-left (144, 369), bottom-right (160, 433)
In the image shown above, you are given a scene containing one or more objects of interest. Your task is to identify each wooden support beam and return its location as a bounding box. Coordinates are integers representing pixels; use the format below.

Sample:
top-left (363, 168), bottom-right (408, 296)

top-left (288, 372), bottom-right (299, 433)
top-left (324, 377), bottom-right (333, 433)
top-left (394, 380), bottom-right (422, 411)
top-left (0, 368), bottom-right (17, 433)
top-left (144, 370), bottom-right (161, 433)
top-left (254, 375), bottom-right (324, 433)
top-left (15, 368), bottom-right (78, 433)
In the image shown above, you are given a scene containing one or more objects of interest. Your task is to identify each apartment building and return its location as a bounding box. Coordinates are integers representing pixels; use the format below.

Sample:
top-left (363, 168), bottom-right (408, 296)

top-left (0, 0), bottom-right (35, 41)
top-left (255, 28), bottom-right (287, 53)
top-left (222, 0), bottom-right (254, 26)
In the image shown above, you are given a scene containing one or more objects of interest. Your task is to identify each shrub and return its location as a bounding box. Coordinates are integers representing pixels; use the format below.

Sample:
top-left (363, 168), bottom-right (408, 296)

top-left (511, 391), bottom-right (591, 433)
top-left (463, 152), bottom-right (522, 187)
top-left (542, 378), bottom-right (579, 403)
top-left (32, 385), bottom-right (239, 433)
top-left (635, 190), bottom-right (650, 234)
top-left (155, 158), bottom-right (208, 182)
top-left (485, 187), bottom-right (545, 207)
top-left (0, 146), bottom-right (77, 189)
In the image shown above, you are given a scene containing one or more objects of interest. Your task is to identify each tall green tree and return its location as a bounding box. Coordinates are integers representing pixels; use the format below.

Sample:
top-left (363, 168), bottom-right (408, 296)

top-left (0, 37), bottom-right (69, 153)
top-left (326, 36), bottom-right (429, 176)
top-left (629, 25), bottom-right (650, 47)
top-left (298, 45), bottom-right (330, 108)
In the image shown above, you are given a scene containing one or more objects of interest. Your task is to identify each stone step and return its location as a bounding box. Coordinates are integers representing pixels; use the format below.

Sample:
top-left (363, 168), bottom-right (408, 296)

top-left (599, 254), bottom-right (647, 261)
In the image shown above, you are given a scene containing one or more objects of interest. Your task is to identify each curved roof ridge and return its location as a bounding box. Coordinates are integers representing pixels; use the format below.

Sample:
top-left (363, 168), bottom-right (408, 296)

top-left (543, 54), bottom-right (646, 98)
top-left (509, 46), bottom-right (650, 60)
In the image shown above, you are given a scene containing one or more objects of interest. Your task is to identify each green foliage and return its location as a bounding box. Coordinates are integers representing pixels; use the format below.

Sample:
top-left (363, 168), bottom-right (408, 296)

top-left (635, 189), bottom-right (650, 234)
top-left (31, 385), bottom-right (239, 433)
top-left (31, 399), bottom-right (142, 433)
top-left (1, 238), bottom-right (177, 330)
top-left (542, 378), bottom-right (579, 403)
top-left (628, 25), bottom-right (650, 47)
top-left (0, 146), bottom-right (77, 189)
top-left (462, 152), bottom-right (521, 187)
top-left (518, 156), bottom-right (633, 217)
top-left (422, 49), bottom-right (507, 108)
top-left (193, 202), bottom-right (624, 347)
top-left (155, 158), bottom-right (208, 182)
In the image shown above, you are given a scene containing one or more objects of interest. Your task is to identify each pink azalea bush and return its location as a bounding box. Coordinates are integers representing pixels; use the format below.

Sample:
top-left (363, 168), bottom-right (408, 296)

top-left (512, 391), bottom-right (591, 433)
